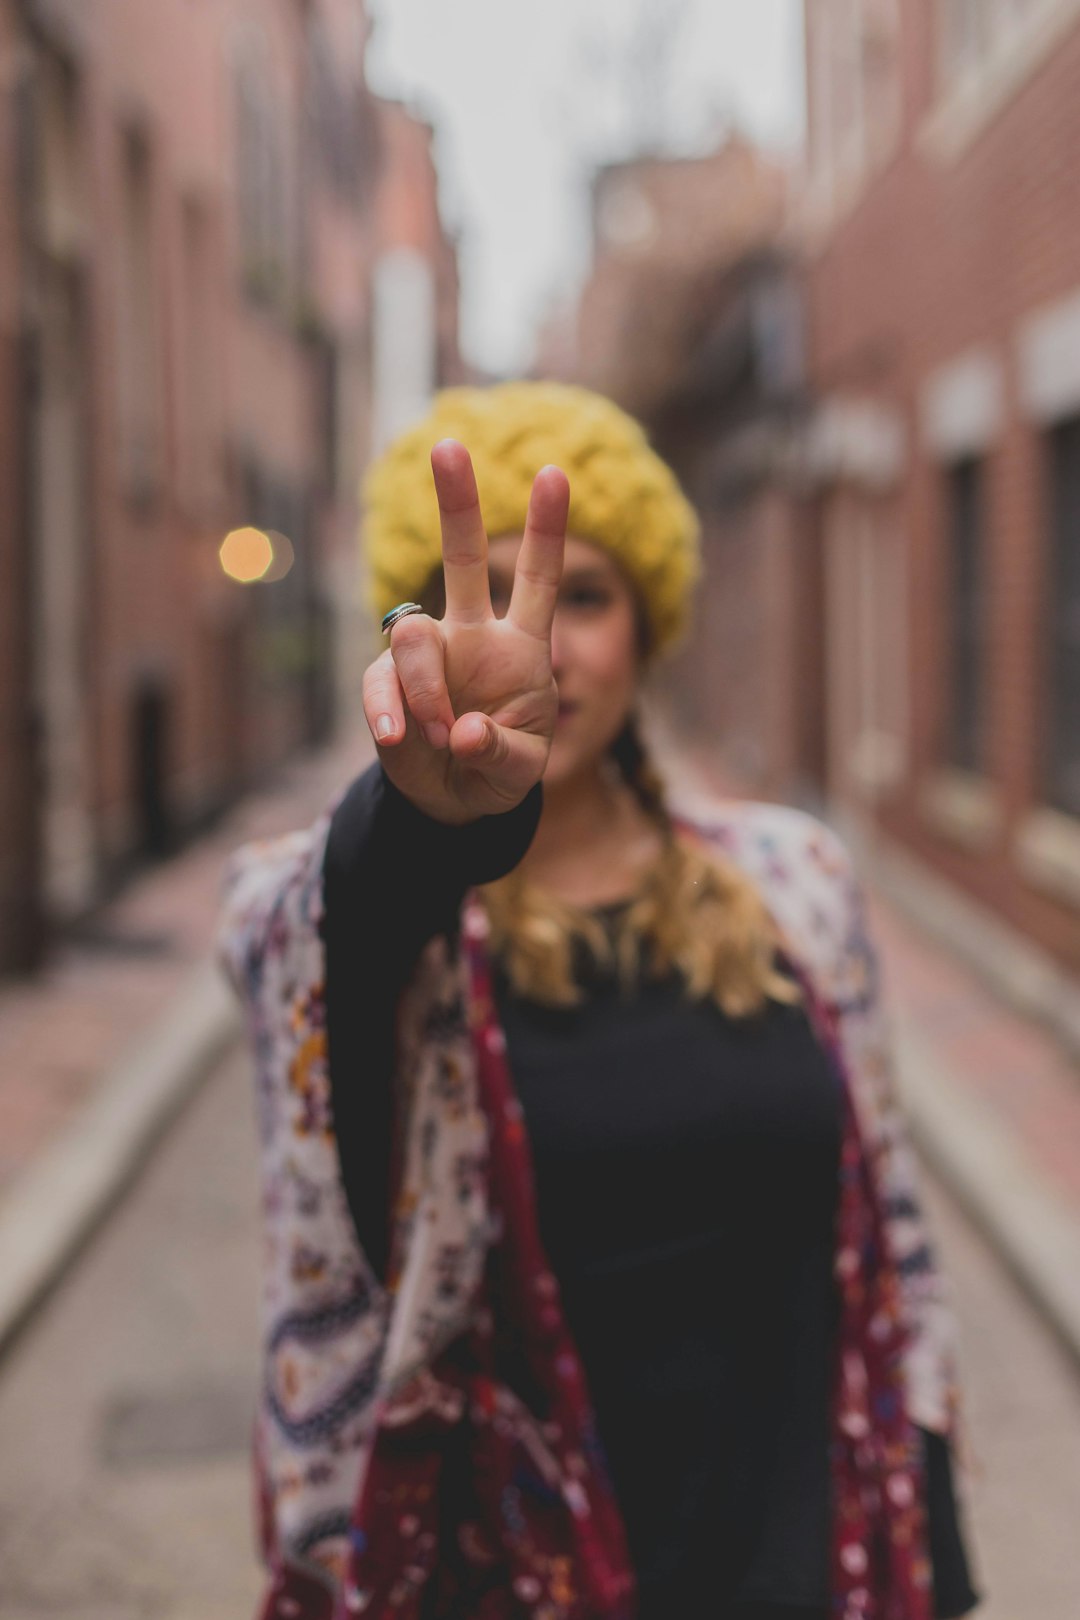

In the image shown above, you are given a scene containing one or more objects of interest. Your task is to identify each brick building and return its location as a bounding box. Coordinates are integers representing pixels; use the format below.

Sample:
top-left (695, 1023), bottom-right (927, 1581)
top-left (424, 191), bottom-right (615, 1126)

top-left (0, 0), bottom-right (461, 975)
top-left (802, 0), bottom-right (1080, 999)
top-left (568, 139), bottom-right (790, 419)
top-left (540, 139), bottom-right (816, 798)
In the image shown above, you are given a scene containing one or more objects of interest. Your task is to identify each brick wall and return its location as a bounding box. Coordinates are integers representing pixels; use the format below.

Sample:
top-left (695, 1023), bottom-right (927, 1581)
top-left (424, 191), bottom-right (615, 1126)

top-left (0, 0), bottom-right (398, 970)
top-left (804, 0), bottom-right (1080, 975)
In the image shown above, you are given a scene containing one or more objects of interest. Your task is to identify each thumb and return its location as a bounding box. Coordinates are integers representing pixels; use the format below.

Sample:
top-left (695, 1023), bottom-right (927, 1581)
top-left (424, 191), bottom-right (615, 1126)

top-left (449, 712), bottom-right (511, 769)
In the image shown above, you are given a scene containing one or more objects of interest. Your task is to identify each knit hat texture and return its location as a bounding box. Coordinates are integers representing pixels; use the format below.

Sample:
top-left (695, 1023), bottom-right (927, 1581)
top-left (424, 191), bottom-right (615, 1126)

top-left (361, 380), bottom-right (702, 661)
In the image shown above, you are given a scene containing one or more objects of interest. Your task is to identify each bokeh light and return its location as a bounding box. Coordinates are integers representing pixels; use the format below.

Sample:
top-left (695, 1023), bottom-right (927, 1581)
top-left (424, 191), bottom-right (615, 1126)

top-left (219, 526), bottom-right (276, 584)
top-left (261, 529), bottom-right (296, 583)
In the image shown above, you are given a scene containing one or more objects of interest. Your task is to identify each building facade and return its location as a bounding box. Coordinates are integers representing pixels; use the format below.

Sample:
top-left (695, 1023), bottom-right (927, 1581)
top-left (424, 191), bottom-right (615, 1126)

top-left (803, 0), bottom-right (1080, 986)
top-left (541, 139), bottom-right (817, 801)
top-left (0, 0), bottom-right (461, 975)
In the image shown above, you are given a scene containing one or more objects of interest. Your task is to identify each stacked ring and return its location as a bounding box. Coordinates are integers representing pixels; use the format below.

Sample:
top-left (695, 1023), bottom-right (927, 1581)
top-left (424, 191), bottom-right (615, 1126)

top-left (381, 602), bottom-right (424, 635)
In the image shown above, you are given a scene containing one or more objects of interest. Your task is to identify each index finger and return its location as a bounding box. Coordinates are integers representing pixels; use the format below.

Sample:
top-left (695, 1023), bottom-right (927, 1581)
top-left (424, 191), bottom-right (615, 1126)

top-left (430, 439), bottom-right (492, 625)
top-left (507, 465), bottom-right (570, 641)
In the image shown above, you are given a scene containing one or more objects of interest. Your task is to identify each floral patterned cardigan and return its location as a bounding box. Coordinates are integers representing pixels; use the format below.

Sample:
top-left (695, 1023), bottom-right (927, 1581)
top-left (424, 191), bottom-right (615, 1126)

top-left (215, 779), bottom-right (975, 1619)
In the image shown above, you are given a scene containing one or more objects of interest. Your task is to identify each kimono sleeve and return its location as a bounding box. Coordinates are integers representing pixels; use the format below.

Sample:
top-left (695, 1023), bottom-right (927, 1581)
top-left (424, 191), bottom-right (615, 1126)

top-left (214, 842), bottom-right (272, 1003)
top-left (814, 824), bottom-right (966, 1443)
top-left (213, 815), bottom-right (334, 1007)
top-left (808, 826), bottom-right (985, 1614)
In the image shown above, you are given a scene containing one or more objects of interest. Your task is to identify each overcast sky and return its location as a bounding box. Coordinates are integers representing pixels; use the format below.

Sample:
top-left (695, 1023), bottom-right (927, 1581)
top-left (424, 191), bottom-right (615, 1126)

top-left (366, 1), bottom-right (806, 377)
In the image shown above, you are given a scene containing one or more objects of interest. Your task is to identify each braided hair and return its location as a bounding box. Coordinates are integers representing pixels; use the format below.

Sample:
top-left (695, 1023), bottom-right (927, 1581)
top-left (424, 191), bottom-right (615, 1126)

top-left (479, 714), bottom-right (802, 1018)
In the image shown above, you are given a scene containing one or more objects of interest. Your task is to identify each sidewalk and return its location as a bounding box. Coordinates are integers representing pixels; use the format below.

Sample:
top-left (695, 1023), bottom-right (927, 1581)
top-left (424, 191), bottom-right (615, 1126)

top-left (2, 716), bottom-right (1080, 1373)
top-left (867, 888), bottom-right (1080, 1362)
top-left (0, 724), bottom-right (375, 1360)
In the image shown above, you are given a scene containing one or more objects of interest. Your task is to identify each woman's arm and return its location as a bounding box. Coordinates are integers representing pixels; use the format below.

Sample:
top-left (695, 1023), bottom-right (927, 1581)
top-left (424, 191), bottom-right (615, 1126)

top-left (321, 759), bottom-right (542, 1286)
top-left (328, 440), bottom-right (569, 1280)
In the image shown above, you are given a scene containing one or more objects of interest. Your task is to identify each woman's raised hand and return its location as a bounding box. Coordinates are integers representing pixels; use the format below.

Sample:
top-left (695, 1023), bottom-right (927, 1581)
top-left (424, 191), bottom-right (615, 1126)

top-left (362, 439), bottom-right (569, 825)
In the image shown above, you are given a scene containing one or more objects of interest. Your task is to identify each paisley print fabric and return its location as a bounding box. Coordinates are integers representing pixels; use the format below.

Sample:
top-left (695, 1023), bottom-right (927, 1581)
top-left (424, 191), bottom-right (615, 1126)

top-left (336, 894), bottom-right (636, 1619)
top-left (214, 788), bottom-right (971, 1620)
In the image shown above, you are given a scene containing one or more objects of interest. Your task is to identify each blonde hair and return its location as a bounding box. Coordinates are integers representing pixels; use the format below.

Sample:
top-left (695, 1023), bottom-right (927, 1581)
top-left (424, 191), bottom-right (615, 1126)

top-left (478, 716), bottom-right (804, 1020)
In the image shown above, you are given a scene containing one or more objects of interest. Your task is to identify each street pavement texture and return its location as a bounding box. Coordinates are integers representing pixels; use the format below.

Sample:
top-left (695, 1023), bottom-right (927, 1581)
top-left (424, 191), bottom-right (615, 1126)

top-left (0, 729), bottom-right (371, 1357)
top-left (0, 1035), bottom-right (1077, 1618)
top-left (0, 1040), bottom-right (264, 1620)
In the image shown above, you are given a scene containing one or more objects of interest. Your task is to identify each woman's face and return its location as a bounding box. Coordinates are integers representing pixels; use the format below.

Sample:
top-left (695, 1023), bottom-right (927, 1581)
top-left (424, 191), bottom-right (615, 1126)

top-left (486, 533), bottom-right (644, 788)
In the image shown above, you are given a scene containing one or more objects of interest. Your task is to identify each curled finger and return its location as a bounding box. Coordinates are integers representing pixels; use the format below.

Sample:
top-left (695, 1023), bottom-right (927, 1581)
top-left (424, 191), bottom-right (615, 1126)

top-left (362, 650), bottom-right (406, 747)
top-left (448, 711), bottom-right (511, 768)
top-left (449, 711), bottom-right (544, 806)
top-left (388, 613), bottom-right (456, 749)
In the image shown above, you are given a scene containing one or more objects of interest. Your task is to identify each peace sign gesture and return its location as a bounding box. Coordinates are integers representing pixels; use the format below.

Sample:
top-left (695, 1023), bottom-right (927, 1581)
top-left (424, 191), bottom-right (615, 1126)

top-left (362, 439), bottom-right (569, 825)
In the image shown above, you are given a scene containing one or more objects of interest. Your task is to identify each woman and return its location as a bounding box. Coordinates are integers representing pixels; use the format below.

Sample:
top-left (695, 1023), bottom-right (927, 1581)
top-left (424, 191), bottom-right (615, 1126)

top-left (217, 383), bottom-right (983, 1620)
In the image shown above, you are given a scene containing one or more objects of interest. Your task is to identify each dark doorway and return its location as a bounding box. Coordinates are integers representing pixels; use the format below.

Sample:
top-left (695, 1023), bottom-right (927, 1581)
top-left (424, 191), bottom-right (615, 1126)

top-left (132, 677), bottom-right (173, 858)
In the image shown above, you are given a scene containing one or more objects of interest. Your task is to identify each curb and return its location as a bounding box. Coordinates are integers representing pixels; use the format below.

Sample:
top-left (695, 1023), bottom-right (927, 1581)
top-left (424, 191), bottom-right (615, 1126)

top-left (894, 1017), bottom-right (1080, 1376)
top-left (0, 959), bottom-right (241, 1363)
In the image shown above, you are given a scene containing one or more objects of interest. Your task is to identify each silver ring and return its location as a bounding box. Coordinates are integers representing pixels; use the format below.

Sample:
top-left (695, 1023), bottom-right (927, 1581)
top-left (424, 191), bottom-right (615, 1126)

top-left (381, 602), bottom-right (424, 635)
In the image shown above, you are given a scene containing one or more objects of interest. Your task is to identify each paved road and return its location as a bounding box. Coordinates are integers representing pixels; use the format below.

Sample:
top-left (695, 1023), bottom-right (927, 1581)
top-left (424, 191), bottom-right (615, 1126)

top-left (0, 1039), bottom-right (1077, 1620)
top-left (0, 1041), bottom-right (263, 1620)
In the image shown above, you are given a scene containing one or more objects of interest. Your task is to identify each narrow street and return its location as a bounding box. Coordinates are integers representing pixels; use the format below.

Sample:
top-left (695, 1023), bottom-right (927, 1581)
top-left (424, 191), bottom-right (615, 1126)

top-left (0, 1042), bottom-right (263, 1620)
top-left (3, 6), bottom-right (1079, 1620)
top-left (0, 1034), bottom-right (1077, 1619)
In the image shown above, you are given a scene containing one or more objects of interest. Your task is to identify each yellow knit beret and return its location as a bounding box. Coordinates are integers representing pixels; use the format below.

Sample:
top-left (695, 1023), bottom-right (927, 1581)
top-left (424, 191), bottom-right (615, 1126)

top-left (360, 380), bottom-right (702, 661)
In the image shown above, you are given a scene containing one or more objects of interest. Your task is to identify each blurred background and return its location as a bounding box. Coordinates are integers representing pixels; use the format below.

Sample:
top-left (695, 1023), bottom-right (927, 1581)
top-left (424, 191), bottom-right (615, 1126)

top-left (0, 1), bottom-right (1079, 1616)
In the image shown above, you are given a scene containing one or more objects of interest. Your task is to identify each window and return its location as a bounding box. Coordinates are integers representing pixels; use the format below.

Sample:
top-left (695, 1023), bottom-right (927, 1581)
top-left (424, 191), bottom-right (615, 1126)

top-left (944, 459), bottom-right (988, 773)
top-left (37, 47), bottom-right (84, 258)
top-left (178, 197), bottom-right (221, 509)
top-left (1045, 420), bottom-right (1080, 816)
top-left (116, 124), bottom-right (160, 502)
top-left (940, 0), bottom-right (992, 77)
top-left (938, 0), bottom-right (1053, 88)
top-left (235, 36), bottom-right (293, 306)
top-left (808, 0), bottom-right (902, 204)
top-left (307, 18), bottom-right (364, 204)
top-left (826, 501), bottom-right (910, 799)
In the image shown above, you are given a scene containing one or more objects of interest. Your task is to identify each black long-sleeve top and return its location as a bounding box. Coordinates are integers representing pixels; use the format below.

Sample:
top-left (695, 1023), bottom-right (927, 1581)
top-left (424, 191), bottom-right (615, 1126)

top-left (320, 761), bottom-right (981, 1620)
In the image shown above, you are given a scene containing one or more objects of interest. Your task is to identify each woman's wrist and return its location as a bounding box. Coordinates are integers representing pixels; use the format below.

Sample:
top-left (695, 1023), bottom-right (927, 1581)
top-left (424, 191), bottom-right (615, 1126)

top-left (379, 761), bottom-right (540, 827)
top-left (383, 779), bottom-right (478, 827)
top-left (376, 764), bottom-right (544, 885)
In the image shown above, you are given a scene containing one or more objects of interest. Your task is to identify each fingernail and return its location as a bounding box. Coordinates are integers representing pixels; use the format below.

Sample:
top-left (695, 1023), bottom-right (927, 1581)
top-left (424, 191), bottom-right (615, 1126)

top-left (375, 714), bottom-right (396, 740)
top-left (424, 721), bottom-right (450, 749)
